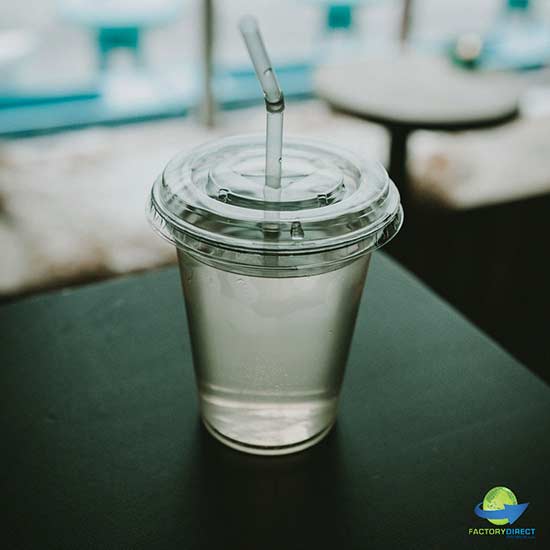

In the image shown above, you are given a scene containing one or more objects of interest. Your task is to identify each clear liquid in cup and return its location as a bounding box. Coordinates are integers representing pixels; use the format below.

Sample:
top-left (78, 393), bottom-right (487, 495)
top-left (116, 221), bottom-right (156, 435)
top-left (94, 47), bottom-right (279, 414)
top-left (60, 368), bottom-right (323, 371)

top-left (178, 250), bottom-right (370, 454)
top-left (149, 136), bottom-right (403, 455)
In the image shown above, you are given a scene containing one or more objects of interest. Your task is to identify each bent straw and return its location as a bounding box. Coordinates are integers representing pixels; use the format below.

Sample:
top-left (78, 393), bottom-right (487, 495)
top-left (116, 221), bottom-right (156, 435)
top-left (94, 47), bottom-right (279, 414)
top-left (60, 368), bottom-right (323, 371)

top-left (239, 16), bottom-right (285, 191)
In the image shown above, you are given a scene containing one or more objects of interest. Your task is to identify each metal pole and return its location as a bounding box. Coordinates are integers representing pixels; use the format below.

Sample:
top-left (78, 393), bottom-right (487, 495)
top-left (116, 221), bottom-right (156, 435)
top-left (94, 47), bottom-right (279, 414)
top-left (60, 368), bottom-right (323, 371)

top-left (200, 0), bottom-right (215, 127)
top-left (399, 0), bottom-right (413, 44)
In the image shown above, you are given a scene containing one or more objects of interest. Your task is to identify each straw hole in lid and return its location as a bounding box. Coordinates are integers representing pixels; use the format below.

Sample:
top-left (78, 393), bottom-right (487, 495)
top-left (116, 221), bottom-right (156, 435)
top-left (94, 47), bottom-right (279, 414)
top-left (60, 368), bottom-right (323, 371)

top-left (290, 221), bottom-right (305, 240)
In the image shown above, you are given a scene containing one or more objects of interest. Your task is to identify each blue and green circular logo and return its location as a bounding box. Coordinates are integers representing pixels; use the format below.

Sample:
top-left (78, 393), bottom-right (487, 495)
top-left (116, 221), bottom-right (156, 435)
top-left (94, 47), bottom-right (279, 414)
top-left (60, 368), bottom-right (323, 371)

top-left (474, 486), bottom-right (529, 525)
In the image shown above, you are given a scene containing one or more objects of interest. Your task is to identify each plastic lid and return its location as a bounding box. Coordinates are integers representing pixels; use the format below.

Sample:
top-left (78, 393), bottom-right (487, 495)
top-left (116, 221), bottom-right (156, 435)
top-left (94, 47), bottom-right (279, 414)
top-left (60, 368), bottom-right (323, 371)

top-left (148, 135), bottom-right (402, 258)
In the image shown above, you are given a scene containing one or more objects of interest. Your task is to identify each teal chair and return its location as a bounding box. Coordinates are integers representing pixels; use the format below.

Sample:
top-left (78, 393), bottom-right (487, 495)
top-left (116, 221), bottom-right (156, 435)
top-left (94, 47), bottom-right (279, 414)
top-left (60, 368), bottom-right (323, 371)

top-left (309, 1), bottom-right (413, 44)
top-left (326, 4), bottom-right (355, 31)
top-left (507, 0), bottom-right (530, 9)
top-left (305, 1), bottom-right (370, 34)
top-left (60, 0), bottom-right (184, 70)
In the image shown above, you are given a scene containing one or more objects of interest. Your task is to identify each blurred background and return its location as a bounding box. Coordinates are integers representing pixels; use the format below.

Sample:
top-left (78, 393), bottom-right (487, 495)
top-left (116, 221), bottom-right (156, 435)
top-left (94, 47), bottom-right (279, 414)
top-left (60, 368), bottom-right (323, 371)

top-left (1, 0), bottom-right (550, 381)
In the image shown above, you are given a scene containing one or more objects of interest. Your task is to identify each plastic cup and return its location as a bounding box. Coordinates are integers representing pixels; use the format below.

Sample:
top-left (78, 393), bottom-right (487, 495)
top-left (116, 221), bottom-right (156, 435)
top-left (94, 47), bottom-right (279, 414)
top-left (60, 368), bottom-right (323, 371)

top-left (148, 135), bottom-right (402, 455)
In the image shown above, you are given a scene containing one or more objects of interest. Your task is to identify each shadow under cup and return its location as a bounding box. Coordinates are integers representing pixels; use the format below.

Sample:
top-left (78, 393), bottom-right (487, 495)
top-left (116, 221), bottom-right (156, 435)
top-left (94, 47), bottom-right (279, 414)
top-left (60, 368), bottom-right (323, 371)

top-left (148, 135), bottom-right (402, 455)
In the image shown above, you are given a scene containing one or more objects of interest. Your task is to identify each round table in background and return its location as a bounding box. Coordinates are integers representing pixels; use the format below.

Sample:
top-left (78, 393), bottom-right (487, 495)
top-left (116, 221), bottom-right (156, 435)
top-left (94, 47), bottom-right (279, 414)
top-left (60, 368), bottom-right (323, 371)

top-left (315, 51), bottom-right (523, 200)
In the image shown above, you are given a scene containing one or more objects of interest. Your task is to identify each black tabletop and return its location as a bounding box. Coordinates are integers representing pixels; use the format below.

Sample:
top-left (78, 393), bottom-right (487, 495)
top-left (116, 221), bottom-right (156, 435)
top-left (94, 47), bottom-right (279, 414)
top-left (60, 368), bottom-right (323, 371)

top-left (2, 253), bottom-right (549, 549)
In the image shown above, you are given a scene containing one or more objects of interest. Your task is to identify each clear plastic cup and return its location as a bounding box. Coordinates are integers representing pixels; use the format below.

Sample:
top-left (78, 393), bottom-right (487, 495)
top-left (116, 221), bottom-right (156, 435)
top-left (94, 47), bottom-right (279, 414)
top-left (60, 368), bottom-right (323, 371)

top-left (148, 135), bottom-right (402, 455)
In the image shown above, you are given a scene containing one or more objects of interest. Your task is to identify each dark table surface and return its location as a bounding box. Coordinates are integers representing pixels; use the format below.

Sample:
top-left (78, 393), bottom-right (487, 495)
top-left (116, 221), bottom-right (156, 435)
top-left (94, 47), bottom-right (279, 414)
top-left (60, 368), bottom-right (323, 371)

top-left (2, 253), bottom-right (549, 549)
